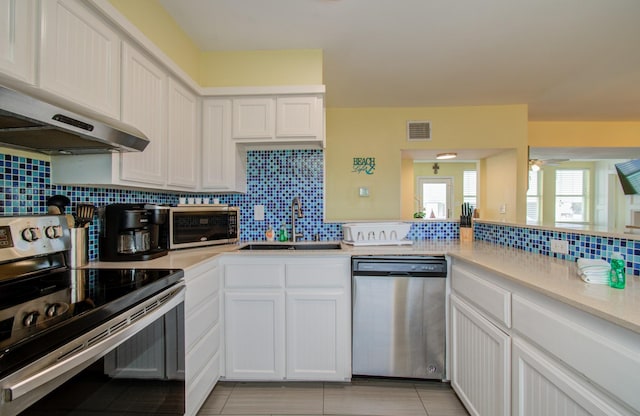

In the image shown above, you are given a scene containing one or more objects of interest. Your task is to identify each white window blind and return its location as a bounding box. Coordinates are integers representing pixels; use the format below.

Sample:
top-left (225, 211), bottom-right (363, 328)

top-left (555, 169), bottom-right (587, 222)
top-left (463, 170), bottom-right (477, 207)
top-left (556, 170), bottom-right (584, 195)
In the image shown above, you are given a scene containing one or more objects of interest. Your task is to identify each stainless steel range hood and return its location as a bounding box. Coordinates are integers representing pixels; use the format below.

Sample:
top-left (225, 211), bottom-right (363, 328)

top-left (0, 85), bottom-right (149, 155)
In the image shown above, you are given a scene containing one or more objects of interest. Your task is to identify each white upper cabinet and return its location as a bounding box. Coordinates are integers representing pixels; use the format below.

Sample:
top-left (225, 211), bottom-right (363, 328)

top-left (0, 0), bottom-right (35, 84)
top-left (232, 98), bottom-right (275, 139)
top-left (201, 98), bottom-right (247, 192)
top-left (231, 95), bottom-right (324, 145)
top-left (120, 43), bottom-right (167, 186)
top-left (39, 0), bottom-right (121, 119)
top-left (166, 78), bottom-right (198, 189)
top-left (276, 96), bottom-right (322, 138)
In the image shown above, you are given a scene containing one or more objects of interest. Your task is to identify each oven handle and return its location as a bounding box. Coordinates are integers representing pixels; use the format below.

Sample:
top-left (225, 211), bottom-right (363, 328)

top-left (3, 284), bottom-right (185, 403)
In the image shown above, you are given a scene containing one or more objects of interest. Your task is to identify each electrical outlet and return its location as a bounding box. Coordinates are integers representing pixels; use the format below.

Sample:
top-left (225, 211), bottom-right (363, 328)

top-left (253, 205), bottom-right (265, 221)
top-left (550, 239), bottom-right (569, 254)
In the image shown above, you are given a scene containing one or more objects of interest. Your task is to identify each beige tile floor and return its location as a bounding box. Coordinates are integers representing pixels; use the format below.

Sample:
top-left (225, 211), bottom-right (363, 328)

top-left (197, 378), bottom-right (470, 416)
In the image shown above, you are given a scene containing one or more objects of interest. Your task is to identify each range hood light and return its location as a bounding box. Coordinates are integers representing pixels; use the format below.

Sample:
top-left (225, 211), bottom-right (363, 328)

top-left (436, 152), bottom-right (457, 160)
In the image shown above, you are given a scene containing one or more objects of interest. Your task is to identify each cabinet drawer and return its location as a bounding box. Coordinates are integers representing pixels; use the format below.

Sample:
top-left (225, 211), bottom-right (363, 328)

top-left (186, 295), bottom-right (219, 352)
top-left (186, 269), bottom-right (219, 314)
top-left (186, 329), bottom-right (220, 416)
top-left (512, 294), bottom-right (640, 412)
top-left (286, 262), bottom-right (348, 288)
top-left (452, 264), bottom-right (511, 328)
top-left (224, 264), bottom-right (284, 288)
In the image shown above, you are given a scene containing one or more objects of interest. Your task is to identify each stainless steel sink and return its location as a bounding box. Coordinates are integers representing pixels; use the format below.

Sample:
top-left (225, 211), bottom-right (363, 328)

top-left (239, 243), bottom-right (342, 251)
top-left (293, 243), bottom-right (342, 250)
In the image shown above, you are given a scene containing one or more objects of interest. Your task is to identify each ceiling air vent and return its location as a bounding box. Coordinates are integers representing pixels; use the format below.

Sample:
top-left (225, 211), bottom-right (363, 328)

top-left (407, 121), bottom-right (431, 141)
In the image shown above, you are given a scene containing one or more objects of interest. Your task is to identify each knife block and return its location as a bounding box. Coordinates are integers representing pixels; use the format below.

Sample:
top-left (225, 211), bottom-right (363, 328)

top-left (460, 227), bottom-right (473, 242)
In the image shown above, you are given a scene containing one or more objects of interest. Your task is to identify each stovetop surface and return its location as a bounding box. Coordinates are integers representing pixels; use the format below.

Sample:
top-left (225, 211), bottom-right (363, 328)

top-left (0, 267), bottom-right (184, 379)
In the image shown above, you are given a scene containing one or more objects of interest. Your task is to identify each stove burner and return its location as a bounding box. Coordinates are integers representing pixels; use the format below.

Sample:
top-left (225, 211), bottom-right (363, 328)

top-left (0, 267), bottom-right (183, 379)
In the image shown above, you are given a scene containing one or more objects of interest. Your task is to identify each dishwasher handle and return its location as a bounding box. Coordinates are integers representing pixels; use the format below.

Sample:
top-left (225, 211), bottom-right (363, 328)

top-left (352, 272), bottom-right (446, 278)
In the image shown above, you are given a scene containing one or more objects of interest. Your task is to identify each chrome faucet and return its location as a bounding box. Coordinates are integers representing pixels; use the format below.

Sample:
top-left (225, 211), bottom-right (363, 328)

top-left (291, 196), bottom-right (304, 242)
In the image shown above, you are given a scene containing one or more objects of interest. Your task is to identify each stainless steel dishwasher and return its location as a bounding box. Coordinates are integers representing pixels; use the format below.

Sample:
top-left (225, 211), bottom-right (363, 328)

top-left (352, 255), bottom-right (447, 380)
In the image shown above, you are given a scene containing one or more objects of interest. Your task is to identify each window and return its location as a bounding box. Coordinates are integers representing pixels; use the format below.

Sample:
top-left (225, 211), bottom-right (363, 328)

top-left (555, 169), bottom-right (588, 222)
top-left (417, 177), bottom-right (452, 219)
top-left (527, 170), bottom-right (542, 223)
top-left (463, 170), bottom-right (477, 208)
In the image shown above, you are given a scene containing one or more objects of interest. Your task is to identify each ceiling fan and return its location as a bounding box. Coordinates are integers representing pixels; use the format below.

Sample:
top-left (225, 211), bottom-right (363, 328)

top-left (529, 158), bottom-right (569, 171)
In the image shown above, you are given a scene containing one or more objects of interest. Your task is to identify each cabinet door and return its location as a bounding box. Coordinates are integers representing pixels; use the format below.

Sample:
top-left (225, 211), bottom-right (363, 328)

top-left (451, 294), bottom-right (510, 416)
top-left (232, 98), bottom-right (275, 139)
top-left (166, 78), bottom-right (198, 188)
top-left (224, 291), bottom-right (285, 380)
top-left (276, 96), bottom-right (321, 138)
top-left (185, 262), bottom-right (221, 416)
top-left (285, 290), bottom-right (349, 381)
top-left (0, 0), bottom-right (34, 83)
top-left (201, 98), bottom-right (247, 192)
top-left (512, 337), bottom-right (627, 416)
top-left (120, 43), bottom-right (166, 185)
top-left (40, 0), bottom-right (120, 119)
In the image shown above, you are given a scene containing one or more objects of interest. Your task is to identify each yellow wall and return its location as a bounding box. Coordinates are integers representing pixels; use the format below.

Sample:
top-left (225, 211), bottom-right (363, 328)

top-left (483, 149), bottom-right (520, 222)
top-left (200, 50), bottom-right (323, 86)
top-left (109, 1), bottom-right (322, 87)
top-left (529, 121), bottom-right (640, 147)
top-left (325, 105), bottom-right (529, 221)
top-left (109, 0), bottom-right (200, 82)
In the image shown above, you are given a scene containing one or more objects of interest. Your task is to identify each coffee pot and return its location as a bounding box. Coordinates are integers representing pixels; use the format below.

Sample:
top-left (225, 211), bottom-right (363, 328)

top-left (99, 203), bottom-right (168, 261)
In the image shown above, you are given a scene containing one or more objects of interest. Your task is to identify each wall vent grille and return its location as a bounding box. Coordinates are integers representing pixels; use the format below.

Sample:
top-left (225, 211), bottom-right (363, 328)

top-left (407, 121), bottom-right (431, 141)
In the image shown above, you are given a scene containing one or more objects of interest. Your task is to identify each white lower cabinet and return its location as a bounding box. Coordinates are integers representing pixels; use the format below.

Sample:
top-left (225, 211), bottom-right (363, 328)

top-left (451, 294), bottom-right (510, 416)
top-left (221, 255), bottom-right (351, 381)
top-left (451, 259), bottom-right (640, 416)
top-left (224, 291), bottom-right (285, 380)
top-left (185, 259), bottom-right (221, 416)
top-left (512, 337), bottom-right (627, 416)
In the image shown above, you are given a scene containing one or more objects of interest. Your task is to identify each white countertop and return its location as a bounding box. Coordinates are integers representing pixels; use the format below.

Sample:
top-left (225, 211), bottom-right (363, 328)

top-left (87, 240), bottom-right (640, 335)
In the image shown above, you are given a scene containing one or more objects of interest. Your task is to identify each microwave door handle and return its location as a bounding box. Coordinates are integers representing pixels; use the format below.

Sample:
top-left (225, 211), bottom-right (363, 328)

top-left (3, 286), bottom-right (185, 403)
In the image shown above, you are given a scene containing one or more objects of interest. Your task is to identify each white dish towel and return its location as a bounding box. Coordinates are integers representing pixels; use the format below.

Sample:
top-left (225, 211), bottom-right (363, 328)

top-left (576, 258), bottom-right (610, 284)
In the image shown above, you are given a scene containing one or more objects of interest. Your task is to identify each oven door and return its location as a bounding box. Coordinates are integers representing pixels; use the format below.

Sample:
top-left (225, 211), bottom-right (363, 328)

top-left (0, 284), bottom-right (185, 416)
top-left (169, 207), bottom-right (238, 249)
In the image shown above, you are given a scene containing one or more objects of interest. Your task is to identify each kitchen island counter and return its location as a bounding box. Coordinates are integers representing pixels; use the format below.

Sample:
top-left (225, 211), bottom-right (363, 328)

top-left (87, 240), bottom-right (640, 335)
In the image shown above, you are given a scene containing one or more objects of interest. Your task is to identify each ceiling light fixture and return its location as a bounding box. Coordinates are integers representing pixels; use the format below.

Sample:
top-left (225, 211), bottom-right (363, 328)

top-left (529, 160), bottom-right (542, 171)
top-left (436, 152), bottom-right (457, 160)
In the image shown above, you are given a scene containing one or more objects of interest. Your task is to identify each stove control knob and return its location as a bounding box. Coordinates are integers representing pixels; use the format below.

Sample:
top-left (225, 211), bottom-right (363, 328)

top-left (45, 225), bottom-right (63, 239)
top-left (45, 304), bottom-right (59, 318)
top-left (21, 227), bottom-right (40, 242)
top-left (23, 311), bottom-right (39, 327)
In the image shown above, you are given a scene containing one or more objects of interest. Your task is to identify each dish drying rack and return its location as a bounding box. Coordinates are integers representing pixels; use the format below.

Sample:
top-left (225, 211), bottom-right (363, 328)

top-left (342, 222), bottom-right (412, 246)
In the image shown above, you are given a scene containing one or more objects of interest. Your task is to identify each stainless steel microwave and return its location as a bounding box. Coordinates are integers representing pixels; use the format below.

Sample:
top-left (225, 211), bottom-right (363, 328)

top-left (164, 205), bottom-right (240, 249)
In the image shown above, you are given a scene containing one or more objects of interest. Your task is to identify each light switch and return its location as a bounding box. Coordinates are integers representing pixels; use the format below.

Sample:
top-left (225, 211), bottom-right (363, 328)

top-left (359, 187), bottom-right (369, 197)
top-left (254, 205), bottom-right (265, 221)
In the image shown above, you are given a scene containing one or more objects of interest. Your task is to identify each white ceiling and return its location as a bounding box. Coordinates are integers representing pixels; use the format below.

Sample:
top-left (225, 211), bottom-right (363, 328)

top-left (158, 0), bottom-right (640, 121)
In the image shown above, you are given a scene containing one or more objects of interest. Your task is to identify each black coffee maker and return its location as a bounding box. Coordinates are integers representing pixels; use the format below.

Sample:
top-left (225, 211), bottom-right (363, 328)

top-left (99, 203), bottom-right (169, 261)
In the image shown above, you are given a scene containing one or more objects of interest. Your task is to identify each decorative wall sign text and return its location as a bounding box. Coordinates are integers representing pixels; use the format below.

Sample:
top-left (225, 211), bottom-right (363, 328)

top-left (352, 157), bottom-right (376, 175)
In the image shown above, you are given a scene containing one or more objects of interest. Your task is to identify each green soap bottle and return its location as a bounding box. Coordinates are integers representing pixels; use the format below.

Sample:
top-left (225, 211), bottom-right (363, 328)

top-left (609, 252), bottom-right (626, 289)
top-left (278, 223), bottom-right (288, 242)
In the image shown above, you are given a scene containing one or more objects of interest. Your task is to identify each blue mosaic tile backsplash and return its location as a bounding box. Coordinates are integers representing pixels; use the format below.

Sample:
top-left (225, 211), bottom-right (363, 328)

top-left (0, 150), bottom-right (459, 260)
top-left (474, 222), bottom-right (640, 276)
top-left (7, 149), bottom-right (636, 277)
